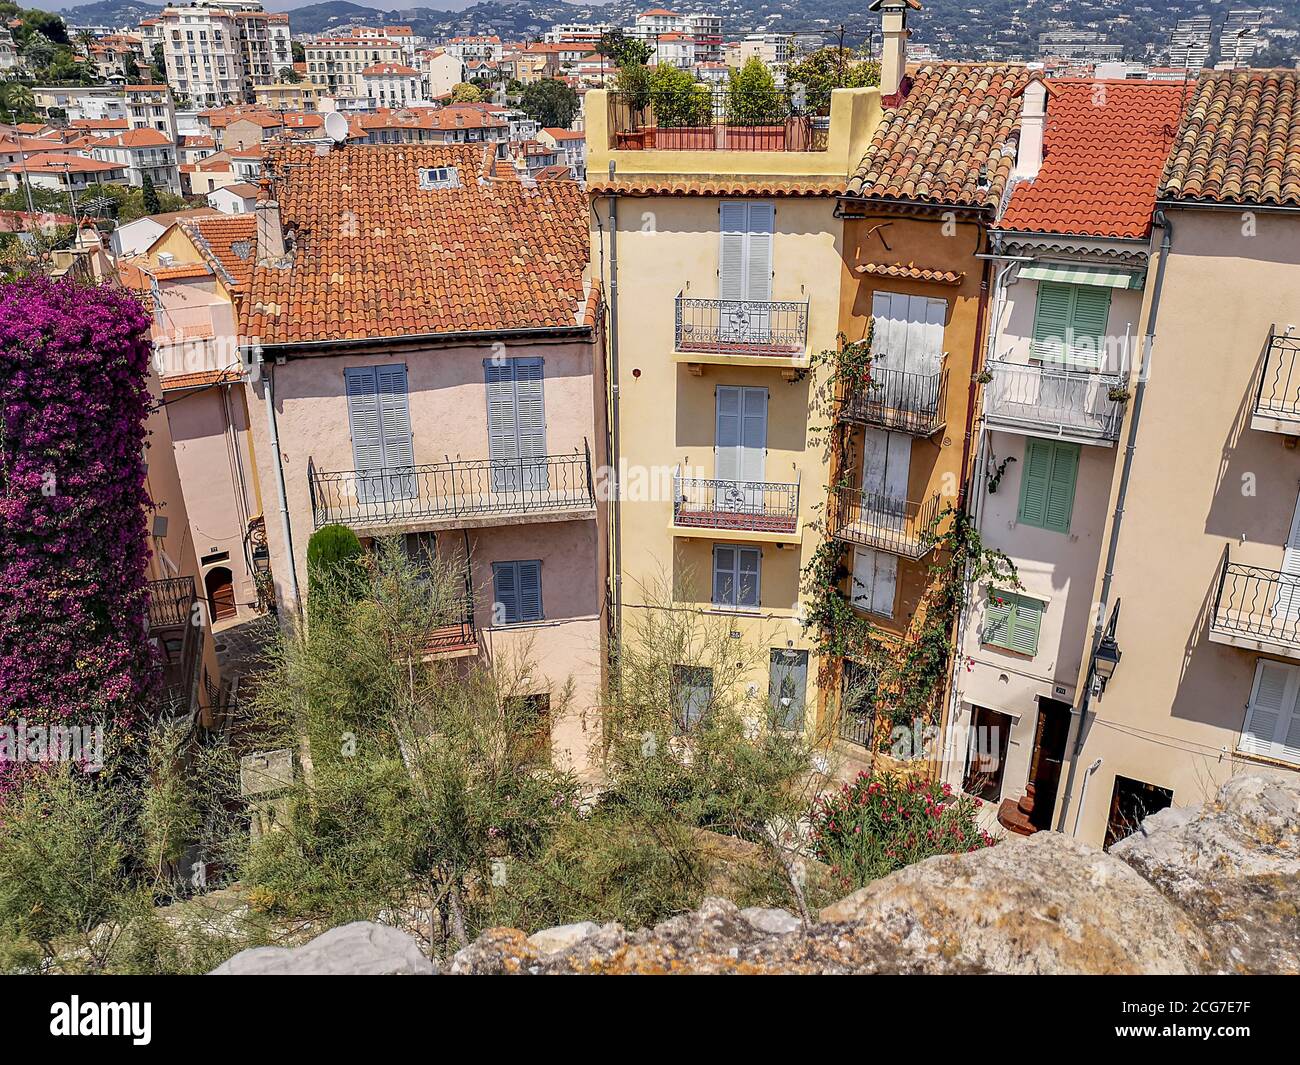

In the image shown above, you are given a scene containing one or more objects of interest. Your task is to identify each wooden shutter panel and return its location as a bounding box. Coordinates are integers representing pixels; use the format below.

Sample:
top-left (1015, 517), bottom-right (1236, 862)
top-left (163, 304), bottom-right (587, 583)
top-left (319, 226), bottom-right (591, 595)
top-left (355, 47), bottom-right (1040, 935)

top-left (984, 593), bottom-right (1012, 647)
top-left (493, 562), bottom-right (519, 624)
top-left (745, 202), bottom-right (774, 302)
top-left (345, 366), bottom-right (383, 472)
top-left (1031, 282), bottom-right (1072, 362)
top-left (1242, 661), bottom-right (1296, 758)
top-left (484, 360), bottom-right (519, 466)
top-left (1068, 286), bottom-right (1111, 369)
top-left (517, 559), bottom-right (543, 621)
top-left (375, 364), bottom-right (413, 468)
top-left (512, 357), bottom-right (546, 460)
top-left (1007, 595), bottom-right (1042, 655)
top-left (713, 546), bottom-right (736, 605)
top-left (1043, 442), bottom-right (1080, 533)
top-left (715, 386), bottom-right (742, 482)
top-left (737, 547), bottom-right (760, 607)
top-left (1018, 438), bottom-right (1053, 527)
top-left (719, 201), bottom-right (746, 302)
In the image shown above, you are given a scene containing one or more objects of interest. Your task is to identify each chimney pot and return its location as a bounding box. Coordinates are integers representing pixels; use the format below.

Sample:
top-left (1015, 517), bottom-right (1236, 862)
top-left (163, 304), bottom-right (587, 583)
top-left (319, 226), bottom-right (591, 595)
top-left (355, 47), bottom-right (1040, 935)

top-left (254, 198), bottom-right (286, 265)
top-left (873, 0), bottom-right (916, 97)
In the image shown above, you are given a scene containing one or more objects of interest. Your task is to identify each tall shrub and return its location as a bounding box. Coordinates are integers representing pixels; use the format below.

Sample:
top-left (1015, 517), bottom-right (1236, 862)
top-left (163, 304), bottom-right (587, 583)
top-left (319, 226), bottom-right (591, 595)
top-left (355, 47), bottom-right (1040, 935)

top-left (726, 57), bottom-right (787, 126)
top-left (0, 277), bottom-right (157, 727)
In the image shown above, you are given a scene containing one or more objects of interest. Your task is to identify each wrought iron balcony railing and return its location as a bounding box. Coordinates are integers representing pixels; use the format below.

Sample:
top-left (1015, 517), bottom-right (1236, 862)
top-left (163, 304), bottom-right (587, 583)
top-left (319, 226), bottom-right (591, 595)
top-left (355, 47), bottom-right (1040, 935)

top-left (1210, 546), bottom-right (1300, 656)
top-left (146, 576), bottom-right (202, 716)
top-left (838, 367), bottom-right (948, 436)
top-left (309, 446), bottom-right (595, 530)
top-left (983, 359), bottom-right (1126, 443)
top-left (673, 472), bottom-right (799, 535)
top-left (425, 593), bottom-right (477, 655)
top-left (1252, 329), bottom-right (1300, 429)
top-left (608, 89), bottom-right (828, 152)
top-left (147, 575), bottom-right (196, 630)
top-left (675, 294), bottom-right (809, 358)
top-left (829, 486), bottom-right (940, 559)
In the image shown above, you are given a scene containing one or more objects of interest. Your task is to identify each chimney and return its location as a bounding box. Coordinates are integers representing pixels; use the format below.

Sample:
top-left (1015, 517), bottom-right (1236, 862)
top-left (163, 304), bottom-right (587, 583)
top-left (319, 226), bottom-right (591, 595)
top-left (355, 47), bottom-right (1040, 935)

top-left (872, 0), bottom-right (919, 97)
top-left (254, 198), bottom-right (286, 265)
top-left (1013, 75), bottom-right (1048, 181)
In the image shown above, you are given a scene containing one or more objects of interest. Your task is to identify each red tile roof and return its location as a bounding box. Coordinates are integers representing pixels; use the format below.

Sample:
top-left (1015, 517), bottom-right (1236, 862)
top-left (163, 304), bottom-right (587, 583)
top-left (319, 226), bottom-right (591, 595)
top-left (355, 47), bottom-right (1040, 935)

top-left (362, 62), bottom-right (421, 76)
top-left (182, 214), bottom-right (257, 291)
top-left (847, 64), bottom-right (1032, 208)
top-left (1000, 81), bottom-right (1187, 239)
top-left (1159, 69), bottom-right (1300, 207)
top-left (244, 144), bottom-right (591, 347)
top-left (5, 152), bottom-right (123, 174)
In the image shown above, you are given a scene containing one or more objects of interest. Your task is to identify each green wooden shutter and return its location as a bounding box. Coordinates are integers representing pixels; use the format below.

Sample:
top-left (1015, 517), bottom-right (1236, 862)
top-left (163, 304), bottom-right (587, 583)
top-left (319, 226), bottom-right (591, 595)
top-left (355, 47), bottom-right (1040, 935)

top-left (1044, 442), bottom-right (1080, 533)
top-left (1068, 286), bottom-right (1111, 369)
top-left (1007, 595), bottom-right (1043, 655)
top-left (1031, 282), bottom-right (1072, 362)
top-left (1019, 439), bottom-right (1078, 534)
top-left (983, 593), bottom-right (1013, 647)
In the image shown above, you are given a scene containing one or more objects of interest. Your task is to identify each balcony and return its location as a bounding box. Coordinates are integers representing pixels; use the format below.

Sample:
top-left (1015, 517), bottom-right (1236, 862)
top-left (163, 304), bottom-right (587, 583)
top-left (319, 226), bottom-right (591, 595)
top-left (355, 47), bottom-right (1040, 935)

top-left (674, 294), bottom-right (809, 366)
top-left (309, 449), bottom-right (596, 534)
top-left (983, 359), bottom-right (1126, 445)
top-left (829, 486), bottom-right (940, 559)
top-left (425, 592), bottom-right (477, 658)
top-left (672, 472), bottom-right (800, 542)
top-left (607, 89), bottom-right (828, 152)
top-left (1209, 546), bottom-right (1300, 660)
top-left (1251, 330), bottom-right (1300, 434)
top-left (146, 576), bottom-right (202, 717)
top-left (838, 367), bottom-right (948, 437)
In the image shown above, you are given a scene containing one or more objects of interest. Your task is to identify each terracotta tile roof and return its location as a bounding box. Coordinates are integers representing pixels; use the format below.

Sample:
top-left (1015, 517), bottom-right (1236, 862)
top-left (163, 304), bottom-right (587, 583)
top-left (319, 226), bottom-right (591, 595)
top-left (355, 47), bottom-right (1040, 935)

top-left (5, 152), bottom-right (123, 174)
top-left (846, 64), bottom-right (1033, 208)
top-left (91, 127), bottom-right (174, 149)
top-left (362, 62), bottom-right (421, 76)
top-left (587, 177), bottom-right (842, 197)
top-left (1159, 69), bottom-right (1300, 207)
top-left (534, 164), bottom-right (574, 181)
top-left (160, 368), bottom-right (242, 391)
top-left (153, 263), bottom-right (211, 281)
top-left (182, 214), bottom-right (257, 291)
top-left (244, 144), bottom-right (591, 347)
top-left (855, 262), bottom-right (965, 285)
top-left (1000, 81), bottom-right (1187, 239)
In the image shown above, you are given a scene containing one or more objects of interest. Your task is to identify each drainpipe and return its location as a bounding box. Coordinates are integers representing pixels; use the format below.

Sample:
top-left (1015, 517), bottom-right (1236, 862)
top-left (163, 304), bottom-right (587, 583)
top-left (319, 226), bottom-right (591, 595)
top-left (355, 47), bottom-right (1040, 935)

top-left (1072, 758), bottom-right (1103, 837)
top-left (1056, 210), bottom-right (1173, 834)
top-left (259, 355), bottom-right (301, 614)
top-left (604, 160), bottom-right (623, 654)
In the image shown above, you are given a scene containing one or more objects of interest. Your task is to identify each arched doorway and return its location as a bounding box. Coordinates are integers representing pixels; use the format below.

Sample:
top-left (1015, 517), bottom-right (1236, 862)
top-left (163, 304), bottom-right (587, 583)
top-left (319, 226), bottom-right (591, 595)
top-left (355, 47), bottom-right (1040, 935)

top-left (205, 566), bottom-right (236, 622)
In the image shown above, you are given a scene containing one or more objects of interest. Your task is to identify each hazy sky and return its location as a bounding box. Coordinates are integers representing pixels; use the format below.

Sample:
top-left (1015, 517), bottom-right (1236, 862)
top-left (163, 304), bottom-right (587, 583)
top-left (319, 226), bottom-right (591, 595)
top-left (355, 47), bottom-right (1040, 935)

top-left (34, 0), bottom-right (597, 14)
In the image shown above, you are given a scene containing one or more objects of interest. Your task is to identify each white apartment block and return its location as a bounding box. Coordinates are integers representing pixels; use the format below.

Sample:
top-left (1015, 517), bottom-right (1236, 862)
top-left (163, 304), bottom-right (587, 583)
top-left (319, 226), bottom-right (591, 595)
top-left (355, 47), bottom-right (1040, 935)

top-left (88, 127), bottom-right (182, 193)
top-left (304, 36), bottom-right (406, 101)
top-left (416, 50), bottom-right (465, 99)
top-left (31, 84), bottom-right (178, 142)
top-left (157, 2), bottom-right (292, 109)
top-left (360, 62), bottom-right (427, 108)
top-left (443, 35), bottom-right (503, 63)
top-left (544, 23), bottom-right (614, 45)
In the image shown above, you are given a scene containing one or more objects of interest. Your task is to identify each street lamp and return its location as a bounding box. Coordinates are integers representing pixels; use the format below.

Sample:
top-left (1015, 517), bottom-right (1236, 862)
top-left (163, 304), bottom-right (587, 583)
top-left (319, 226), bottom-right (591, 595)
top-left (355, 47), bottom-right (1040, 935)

top-left (1091, 600), bottom-right (1122, 695)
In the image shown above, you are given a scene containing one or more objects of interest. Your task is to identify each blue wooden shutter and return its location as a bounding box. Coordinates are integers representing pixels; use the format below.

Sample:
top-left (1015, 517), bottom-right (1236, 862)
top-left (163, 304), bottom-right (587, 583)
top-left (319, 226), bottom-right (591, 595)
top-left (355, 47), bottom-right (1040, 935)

top-left (737, 547), bottom-right (760, 607)
top-left (713, 545), bottom-right (736, 605)
top-left (517, 559), bottom-right (543, 621)
top-left (485, 360), bottom-right (518, 467)
top-left (375, 364), bottom-right (413, 468)
top-left (492, 561), bottom-right (519, 624)
top-left (719, 201), bottom-right (747, 302)
top-left (345, 366), bottom-right (382, 473)
top-left (745, 201), bottom-right (774, 302)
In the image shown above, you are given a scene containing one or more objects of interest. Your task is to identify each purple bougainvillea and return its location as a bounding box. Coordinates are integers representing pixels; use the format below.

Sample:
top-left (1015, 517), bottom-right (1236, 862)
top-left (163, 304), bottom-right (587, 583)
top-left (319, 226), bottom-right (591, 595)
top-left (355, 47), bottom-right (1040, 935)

top-left (0, 277), bottom-right (159, 727)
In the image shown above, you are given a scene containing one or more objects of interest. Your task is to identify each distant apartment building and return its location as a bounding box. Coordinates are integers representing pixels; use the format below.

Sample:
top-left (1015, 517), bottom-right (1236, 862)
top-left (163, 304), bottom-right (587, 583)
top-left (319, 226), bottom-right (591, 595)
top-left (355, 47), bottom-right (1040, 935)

top-left (359, 62), bottom-right (427, 108)
top-left (157, 2), bottom-right (292, 108)
top-left (442, 35), bottom-right (503, 64)
top-left (415, 48), bottom-right (464, 99)
top-left (1038, 30), bottom-right (1123, 60)
top-left (88, 127), bottom-right (182, 193)
top-left (303, 33), bottom-right (406, 102)
top-left (31, 83), bottom-right (178, 141)
top-left (252, 77), bottom-right (327, 112)
top-left (241, 142), bottom-right (607, 777)
top-left (345, 105), bottom-right (509, 148)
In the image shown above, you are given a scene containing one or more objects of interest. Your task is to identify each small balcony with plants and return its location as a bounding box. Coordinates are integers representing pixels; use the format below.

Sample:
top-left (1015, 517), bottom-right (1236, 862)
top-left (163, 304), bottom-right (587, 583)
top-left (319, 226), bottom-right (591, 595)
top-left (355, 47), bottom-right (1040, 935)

top-left (981, 358), bottom-right (1127, 445)
top-left (828, 485), bottom-right (940, 560)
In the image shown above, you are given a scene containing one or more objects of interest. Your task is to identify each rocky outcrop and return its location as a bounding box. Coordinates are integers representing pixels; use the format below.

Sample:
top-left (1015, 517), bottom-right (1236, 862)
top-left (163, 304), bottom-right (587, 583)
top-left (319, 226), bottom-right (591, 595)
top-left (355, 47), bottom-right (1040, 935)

top-left (209, 774), bottom-right (1300, 975)
top-left (1110, 774), bottom-right (1300, 974)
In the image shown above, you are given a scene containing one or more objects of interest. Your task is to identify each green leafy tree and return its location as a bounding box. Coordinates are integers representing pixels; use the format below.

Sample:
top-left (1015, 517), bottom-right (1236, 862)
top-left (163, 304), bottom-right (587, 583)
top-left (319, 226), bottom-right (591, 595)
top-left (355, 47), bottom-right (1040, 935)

top-left (784, 47), bottom-right (881, 112)
top-left (519, 77), bottom-right (578, 129)
top-left (613, 61), bottom-right (651, 116)
top-left (649, 63), bottom-right (711, 127)
top-left (150, 42), bottom-right (166, 82)
top-left (305, 523), bottom-right (362, 604)
top-left (726, 57), bottom-right (788, 126)
top-left (140, 173), bottom-right (160, 216)
top-left (291, 41), bottom-right (305, 64)
top-left (450, 81), bottom-right (482, 103)
top-left (597, 28), bottom-right (654, 68)
top-left (278, 66), bottom-right (301, 83)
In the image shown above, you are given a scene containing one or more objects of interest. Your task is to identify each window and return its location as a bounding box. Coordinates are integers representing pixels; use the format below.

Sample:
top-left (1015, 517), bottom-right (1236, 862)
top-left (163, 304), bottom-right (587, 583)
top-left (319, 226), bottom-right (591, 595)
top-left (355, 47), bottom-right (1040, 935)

top-left (719, 200), bottom-right (773, 304)
top-left (671, 664), bottom-right (713, 732)
top-left (1017, 438), bottom-right (1079, 534)
top-left (983, 590), bottom-right (1044, 656)
top-left (1241, 660), bottom-right (1300, 765)
top-left (1031, 281), bottom-right (1111, 368)
top-left (505, 693), bottom-right (550, 767)
top-left (712, 545), bottom-right (760, 608)
top-left (838, 659), bottom-right (878, 747)
top-left (768, 648), bottom-right (808, 732)
top-left (491, 560), bottom-right (542, 624)
top-left (963, 704), bottom-right (1012, 802)
top-left (344, 363), bottom-right (414, 503)
top-left (851, 547), bottom-right (896, 618)
top-left (1104, 775), bottom-right (1173, 850)
top-left (484, 356), bottom-right (546, 492)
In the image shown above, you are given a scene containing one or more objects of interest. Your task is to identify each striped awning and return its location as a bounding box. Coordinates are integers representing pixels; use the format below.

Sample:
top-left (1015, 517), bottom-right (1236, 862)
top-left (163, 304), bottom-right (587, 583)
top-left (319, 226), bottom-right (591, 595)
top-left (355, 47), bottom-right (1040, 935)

top-left (1019, 263), bottom-right (1144, 290)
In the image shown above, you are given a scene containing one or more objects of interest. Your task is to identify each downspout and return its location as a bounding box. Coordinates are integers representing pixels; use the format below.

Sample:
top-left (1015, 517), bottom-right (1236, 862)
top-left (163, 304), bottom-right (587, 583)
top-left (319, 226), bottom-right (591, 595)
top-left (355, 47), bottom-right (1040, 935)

top-left (259, 355), bottom-right (301, 614)
top-left (1056, 209), bottom-right (1173, 834)
top-left (604, 160), bottom-right (623, 655)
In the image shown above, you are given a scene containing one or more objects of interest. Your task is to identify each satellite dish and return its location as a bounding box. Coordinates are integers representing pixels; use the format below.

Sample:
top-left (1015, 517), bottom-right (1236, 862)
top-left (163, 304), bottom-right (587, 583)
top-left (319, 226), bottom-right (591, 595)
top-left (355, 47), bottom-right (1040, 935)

top-left (323, 111), bottom-right (349, 144)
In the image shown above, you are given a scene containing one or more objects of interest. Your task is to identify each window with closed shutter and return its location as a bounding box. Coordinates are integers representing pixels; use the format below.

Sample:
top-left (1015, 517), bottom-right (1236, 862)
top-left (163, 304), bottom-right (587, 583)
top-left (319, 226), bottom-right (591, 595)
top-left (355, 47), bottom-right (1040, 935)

top-left (492, 560), bottom-right (543, 624)
top-left (484, 357), bottom-right (547, 493)
top-left (719, 200), bottom-right (774, 303)
top-left (1018, 438), bottom-right (1079, 534)
top-left (1241, 659), bottom-right (1300, 765)
top-left (712, 545), bottom-right (760, 608)
top-left (1031, 281), bottom-right (1112, 368)
top-left (672, 664), bottom-right (713, 732)
top-left (851, 547), bottom-right (897, 618)
top-left (345, 364), bottom-right (414, 503)
top-left (983, 591), bottom-right (1044, 656)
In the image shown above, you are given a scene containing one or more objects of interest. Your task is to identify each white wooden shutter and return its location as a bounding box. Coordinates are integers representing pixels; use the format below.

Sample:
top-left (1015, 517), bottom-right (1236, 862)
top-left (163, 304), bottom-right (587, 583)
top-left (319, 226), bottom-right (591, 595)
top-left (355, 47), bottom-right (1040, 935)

top-left (852, 547), bottom-right (897, 618)
top-left (719, 201), bottom-right (746, 302)
top-left (870, 292), bottom-right (946, 377)
top-left (345, 366), bottom-right (383, 473)
top-left (861, 427), bottom-right (911, 503)
top-left (1274, 489), bottom-right (1300, 621)
top-left (744, 202), bottom-right (773, 302)
top-left (1242, 659), bottom-right (1300, 763)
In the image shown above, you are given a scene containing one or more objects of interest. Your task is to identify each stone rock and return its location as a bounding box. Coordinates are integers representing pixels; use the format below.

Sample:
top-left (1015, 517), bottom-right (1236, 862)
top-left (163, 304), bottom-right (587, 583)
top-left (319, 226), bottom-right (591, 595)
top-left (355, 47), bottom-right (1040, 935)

top-left (1111, 774), bottom-right (1300, 974)
top-left (820, 831), bottom-right (1210, 974)
top-left (210, 921), bottom-right (437, 975)
top-left (739, 907), bottom-right (802, 935)
top-left (527, 921), bottom-right (601, 955)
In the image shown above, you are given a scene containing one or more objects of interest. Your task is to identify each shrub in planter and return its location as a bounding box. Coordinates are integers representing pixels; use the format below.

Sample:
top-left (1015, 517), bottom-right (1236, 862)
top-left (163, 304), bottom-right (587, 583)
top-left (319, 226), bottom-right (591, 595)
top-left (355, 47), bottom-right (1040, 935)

top-left (810, 771), bottom-right (995, 891)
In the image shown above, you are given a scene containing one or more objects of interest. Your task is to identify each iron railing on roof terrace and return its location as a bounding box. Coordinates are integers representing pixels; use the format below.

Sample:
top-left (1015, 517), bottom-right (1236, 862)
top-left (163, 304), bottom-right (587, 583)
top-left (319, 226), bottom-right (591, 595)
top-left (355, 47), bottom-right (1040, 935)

top-left (838, 366), bottom-right (948, 436)
top-left (1253, 329), bottom-right (1300, 428)
top-left (308, 447), bottom-right (596, 530)
top-left (608, 89), bottom-right (829, 152)
top-left (675, 294), bottom-right (809, 356)
top-left (829, 486), bottom-right (940, 559)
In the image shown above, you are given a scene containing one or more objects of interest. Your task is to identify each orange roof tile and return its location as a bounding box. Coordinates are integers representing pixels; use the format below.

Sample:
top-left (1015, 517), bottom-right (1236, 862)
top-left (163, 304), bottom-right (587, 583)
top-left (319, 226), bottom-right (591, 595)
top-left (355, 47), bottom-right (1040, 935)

top-left (244, 144), bottom-right (591, 347)
top-left (1159, 69), bottom-right (1300, 207)
top-left (847, 64), bottom-right (1032, 208)
top-left (1001, 81), bottom-right (1187, 239)
top-left (182, 214), bottom-right (257, 291)
top-left (855, 262), bottom-right (965, 285)
top-left (160, 368), bottom-right (242, 391)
